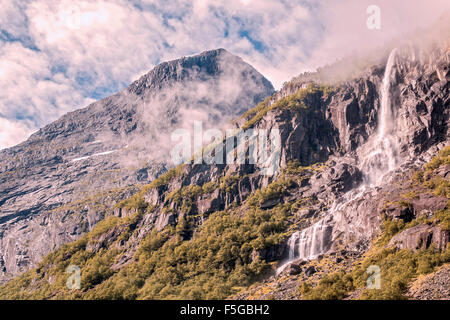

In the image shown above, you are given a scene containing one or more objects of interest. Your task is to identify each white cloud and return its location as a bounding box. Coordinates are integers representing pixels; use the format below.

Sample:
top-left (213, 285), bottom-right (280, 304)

top-left (0, 118), bottom-right (35, 149)
top-left (0, 0), bottom-right (448, 150)
top-left (0, 42), bottom-right (93, 139)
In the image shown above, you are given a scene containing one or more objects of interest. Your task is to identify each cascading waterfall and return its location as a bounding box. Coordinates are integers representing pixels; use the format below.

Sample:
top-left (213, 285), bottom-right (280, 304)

top-left (360, 48), bottom-right (400, 185)
top-left (286, 219), bottom-right (332, 261)
top-left (277, 49), bottom-right (400, 274)
top-left (277, 219), bottom-right (332, 274)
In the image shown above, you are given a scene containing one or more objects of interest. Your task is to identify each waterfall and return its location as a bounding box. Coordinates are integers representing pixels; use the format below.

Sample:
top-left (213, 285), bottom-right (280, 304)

top-left (286, 219), bottom-right (332, 261)
top-left (277, 49), bottom-right (400, 274)
top-left (378, 48), bottom-right (398, 141)
top-left (360, 48), bottom-right (400, 185)
top-left (277, 218), bottom-right (332, 274)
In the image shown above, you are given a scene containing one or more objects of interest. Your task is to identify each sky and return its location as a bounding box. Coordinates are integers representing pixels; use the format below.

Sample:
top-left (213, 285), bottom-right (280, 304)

top-left (0, 0), bottom-right (448, 150)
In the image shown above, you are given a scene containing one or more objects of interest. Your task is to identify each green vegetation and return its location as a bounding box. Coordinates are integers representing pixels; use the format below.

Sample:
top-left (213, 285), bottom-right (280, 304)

top-left (299, 209), bottom-right (450, 300)
top-left (219, 175), bottom-right (240, 193)
top-left (247, 175), bottom-right (295, 207)
top-left (424, 146), bottom-right (450, 170)
top-left (241, 84), bottom-right (334, 129)
top-left (147, 166), bottom-right (186, 189)
top-left (0, 167), bottom-right (301, 300)
top-left (300, 245), bottom-right (449, 300)
top-left (300, 272), bottom-right (354, 300)
top-left (411, 146), bottom-right (450, 198)
top-left (354, 246), bottom-right (449, 299)
top-left (0, 203), bottom-right (292, 299)
top-left (284, 160), bottom-right (326, 175)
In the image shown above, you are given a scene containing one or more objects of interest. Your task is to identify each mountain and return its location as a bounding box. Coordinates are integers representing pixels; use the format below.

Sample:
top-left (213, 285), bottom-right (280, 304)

top-left (0, 49), bottom-right (275, 283)
top-left (1, 32), bottom-right (448, 299)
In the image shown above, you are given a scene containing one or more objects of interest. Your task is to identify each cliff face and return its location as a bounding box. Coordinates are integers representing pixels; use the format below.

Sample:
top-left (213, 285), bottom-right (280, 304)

top-left (0, 49), bottom-right (274, 283)
top-left (135, 42), bottom-right (449, 258)
top-left (0, 39), bottom-right (448, 299)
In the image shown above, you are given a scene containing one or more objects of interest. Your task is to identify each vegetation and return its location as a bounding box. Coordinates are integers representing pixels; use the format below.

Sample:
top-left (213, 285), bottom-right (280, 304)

top-left (241, 84), bottom-right (334, 129)
top-left (0, 167), bottom-right (302, 300)
top-left (0, 203), bottom-right (292, 299)
top-left (300, 245), bottom-right (449, 300)
top-left (412, 146), bottom-right (450, 198)
top-left (284, 160), bottom-right (326, 175)
top-left (246, 175), bottom-right (295, 207)
top-left (300, 272), bottom-right (354, 300)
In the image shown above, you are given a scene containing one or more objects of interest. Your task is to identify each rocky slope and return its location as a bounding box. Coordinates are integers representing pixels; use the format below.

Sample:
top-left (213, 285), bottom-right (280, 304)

top-left (0, 49), bottom-right (274, 283)
top-left (407, 264), bottom-right (450, 300)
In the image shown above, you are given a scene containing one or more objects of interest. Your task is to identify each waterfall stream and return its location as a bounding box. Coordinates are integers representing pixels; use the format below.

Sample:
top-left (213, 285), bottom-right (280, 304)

top-left (360, 48), bottom-right (400, 185)
top-left (277, 49), bottom-right (400, 274)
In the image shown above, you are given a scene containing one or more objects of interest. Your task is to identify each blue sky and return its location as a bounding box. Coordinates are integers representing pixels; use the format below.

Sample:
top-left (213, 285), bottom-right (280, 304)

top-left (0, 0), bottom-right (448, 149)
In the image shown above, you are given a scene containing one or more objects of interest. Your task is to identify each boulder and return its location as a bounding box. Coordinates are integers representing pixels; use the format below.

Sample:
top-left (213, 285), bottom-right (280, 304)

top-left (382, 203), bottom-right (415, 222)
top-left (155, 211), bottom-right (177, 231)
top-left (305, 266), bottom-right (316, 277)
top-left (436, 164), bottom-right (450, 179)
top-left (197, 189), bottom-right (224, 214)
top-left (286, 263), bottom-right (302, 276)
top-left (260, 198), bottom-right (281, 209)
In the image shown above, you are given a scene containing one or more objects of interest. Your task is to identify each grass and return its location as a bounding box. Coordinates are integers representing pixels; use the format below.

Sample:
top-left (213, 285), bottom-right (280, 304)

top-left (241, 84), bottom-right (334, 130)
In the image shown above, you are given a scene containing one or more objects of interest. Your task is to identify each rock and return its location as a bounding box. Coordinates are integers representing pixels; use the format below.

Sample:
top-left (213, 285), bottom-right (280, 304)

top-left (297, 208), bottom-right (315, 218)
top-left (260, 198), bottom-right (281, 209)
top-left (383, 203), bottom-right (415, 222)
top-left (407, 264), bottom-right (450, 300)
top-left (436, 164), bottom-right (450, 179)
top-left (155, 211), bottom-right (177, 231)
top-left (113, 207), bottom-right (138, 218)
top-left (416, 210), bottom-right (433, 219)
top-left (252, 242), bottom-right (286, 263)
top-left (197, 189), bottom-right (224, 214)
top-left (410, 194), bottom-right (448, 213)
top-left (144, 187), bottom-right (165, 206)
top-left (1, 34), bottom-right (449, 291)
top-left (86, 225), bottom-right (125, 253)
top-left (286, 263), bottom-right (302, 276)
top-left (305, 266), bottom-right (316, 277)
top-left (388, 224), bottom-right (450, 251)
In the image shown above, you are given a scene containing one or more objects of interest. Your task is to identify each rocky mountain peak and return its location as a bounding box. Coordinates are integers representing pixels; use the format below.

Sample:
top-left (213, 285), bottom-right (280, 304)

top-left (128, 48), bottom-right (273, 101)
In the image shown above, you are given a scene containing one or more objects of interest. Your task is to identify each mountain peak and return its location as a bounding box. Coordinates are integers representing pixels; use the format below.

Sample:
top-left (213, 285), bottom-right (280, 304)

top-left (128, 48), bottom-right (272, 96)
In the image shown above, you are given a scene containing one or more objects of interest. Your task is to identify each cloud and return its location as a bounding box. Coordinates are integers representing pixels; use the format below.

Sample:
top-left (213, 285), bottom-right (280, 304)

top-left (0, 0), bottom-right (448, 150)
top-left (0, 41), bottom-right (94, 148)
top-left (0, 118), bottom-right (35, 149)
